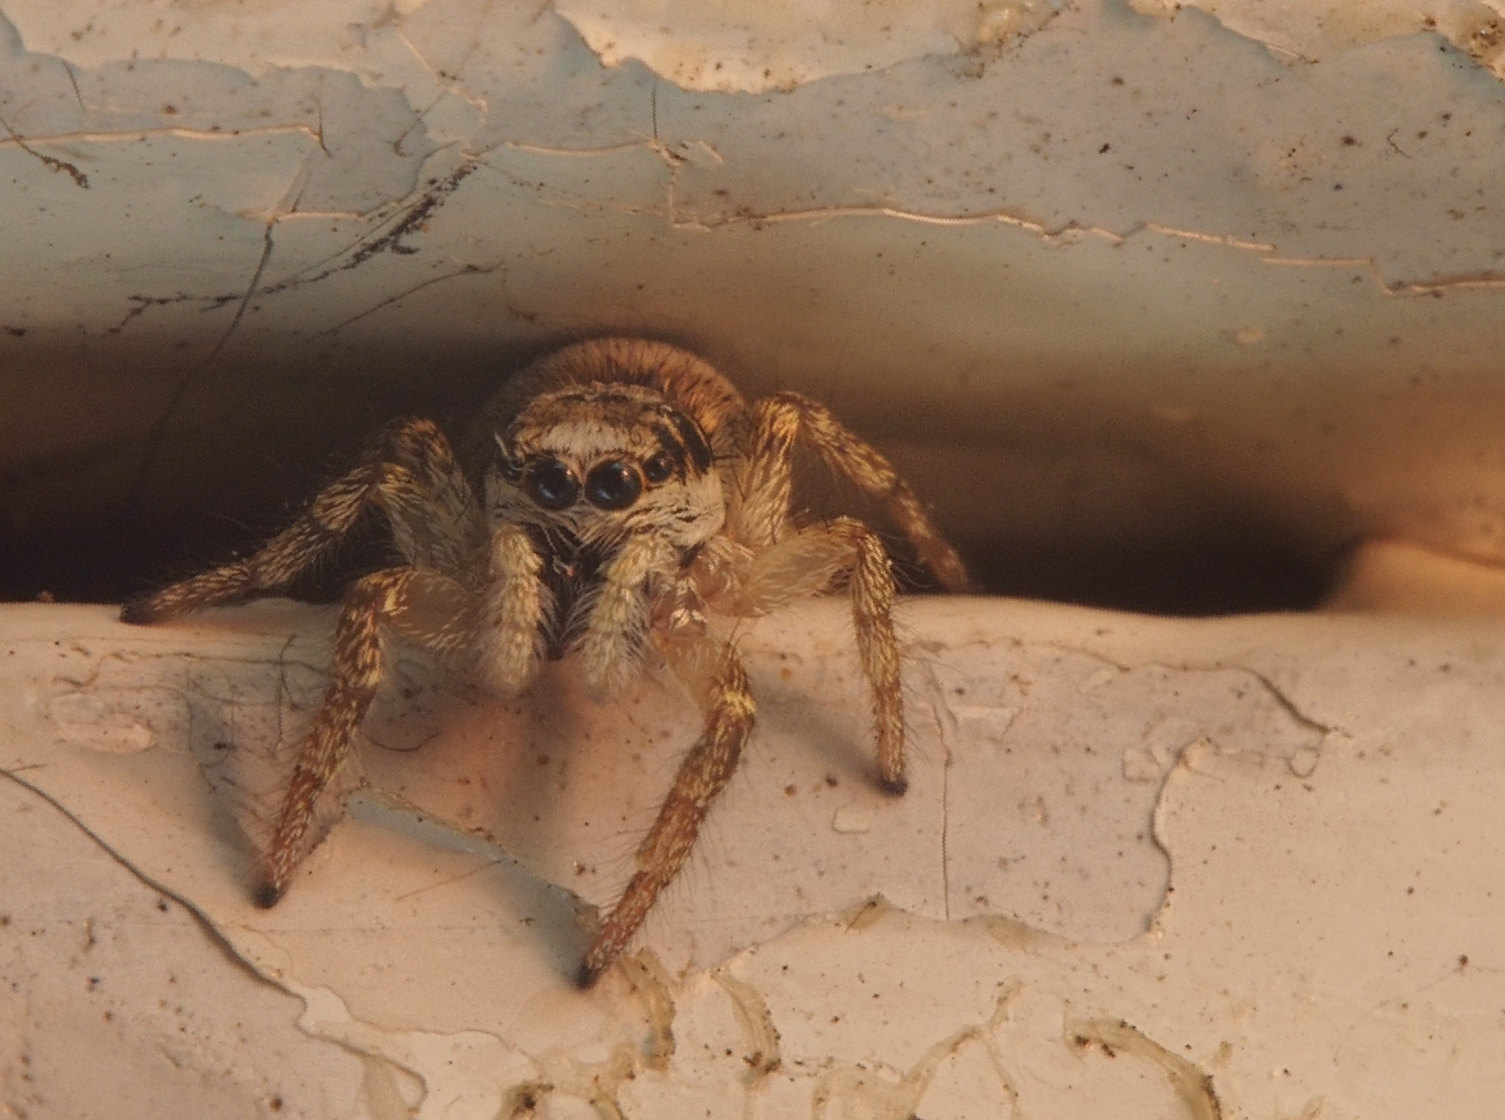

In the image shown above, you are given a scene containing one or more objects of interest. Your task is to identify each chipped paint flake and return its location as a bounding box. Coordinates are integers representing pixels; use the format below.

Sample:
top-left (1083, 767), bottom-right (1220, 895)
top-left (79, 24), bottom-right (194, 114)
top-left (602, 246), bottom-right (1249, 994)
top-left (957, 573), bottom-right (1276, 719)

top-left (554, 0), bottom-right (1064, 93)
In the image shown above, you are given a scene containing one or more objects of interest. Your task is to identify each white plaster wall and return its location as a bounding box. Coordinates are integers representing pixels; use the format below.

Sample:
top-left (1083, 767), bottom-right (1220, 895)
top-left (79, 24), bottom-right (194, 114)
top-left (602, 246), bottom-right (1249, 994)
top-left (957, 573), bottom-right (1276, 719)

top-left (5, 598), bottom-right (1505, 1118)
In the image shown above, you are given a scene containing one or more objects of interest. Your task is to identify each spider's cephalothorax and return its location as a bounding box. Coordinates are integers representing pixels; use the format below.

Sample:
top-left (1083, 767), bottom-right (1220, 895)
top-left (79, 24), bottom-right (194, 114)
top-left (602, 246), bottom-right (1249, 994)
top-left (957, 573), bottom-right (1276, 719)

top-left (490, 382), bottom-right (725, 547)
top-left (487, 382), bottom-right (727, 661)
top-left (122, 337), bottom-right (971, 986)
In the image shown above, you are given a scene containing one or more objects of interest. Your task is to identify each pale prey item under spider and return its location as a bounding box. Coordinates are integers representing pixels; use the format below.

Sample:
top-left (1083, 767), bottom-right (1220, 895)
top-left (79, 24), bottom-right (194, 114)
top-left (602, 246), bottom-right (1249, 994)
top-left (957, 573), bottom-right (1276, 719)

top-left (121, 337), bottom-right (972, 987)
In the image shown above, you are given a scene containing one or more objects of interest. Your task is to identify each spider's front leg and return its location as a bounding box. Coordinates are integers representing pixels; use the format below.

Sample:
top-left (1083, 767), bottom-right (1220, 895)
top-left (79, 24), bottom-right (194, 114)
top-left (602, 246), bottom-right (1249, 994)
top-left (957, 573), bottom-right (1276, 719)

top-left (257, 565), bottom-right (473, 904)
top-left (579, 635), bottom-right (755, 987)
top-left (261, 522), bottom-right (549, 904)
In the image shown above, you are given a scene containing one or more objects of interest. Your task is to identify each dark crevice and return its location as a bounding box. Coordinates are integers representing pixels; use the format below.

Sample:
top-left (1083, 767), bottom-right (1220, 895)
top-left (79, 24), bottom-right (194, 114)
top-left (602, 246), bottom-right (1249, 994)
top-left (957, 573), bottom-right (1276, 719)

top-left (2, 481), bottom-right (1329, 617)
top-left (1, 339), bottom-right (1332, 616)
top-left (956, 537), bottom-right (1327, 616)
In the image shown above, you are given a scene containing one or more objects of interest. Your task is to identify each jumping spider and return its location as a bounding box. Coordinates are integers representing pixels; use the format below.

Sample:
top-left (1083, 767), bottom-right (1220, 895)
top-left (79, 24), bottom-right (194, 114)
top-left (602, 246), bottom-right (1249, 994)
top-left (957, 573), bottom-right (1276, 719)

top-left (122, 337), bottom-right (971, 986)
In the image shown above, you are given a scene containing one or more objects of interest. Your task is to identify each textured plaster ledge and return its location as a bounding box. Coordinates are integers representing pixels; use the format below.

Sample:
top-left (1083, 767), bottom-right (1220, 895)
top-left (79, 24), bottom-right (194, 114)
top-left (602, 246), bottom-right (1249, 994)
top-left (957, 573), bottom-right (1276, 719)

top-left (2, 594), bottom-right (1502, 1118)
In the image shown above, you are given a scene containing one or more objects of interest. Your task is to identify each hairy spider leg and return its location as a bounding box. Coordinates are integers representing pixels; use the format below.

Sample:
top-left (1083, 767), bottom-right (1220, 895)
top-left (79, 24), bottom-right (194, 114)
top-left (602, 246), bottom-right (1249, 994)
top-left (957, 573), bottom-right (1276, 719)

top-left (257, 565), bottom-right (475, 904)
top-left (119, 418), bottom-right (481, 623)
top-left (733, 517), bottom-right (908, 793)
top-left (121, 418), bottom-right (497, 904)
top-left (728, 395), bottom-right (942, 793)
top-left (579, 640), bottom-right (755, 987)
top-left (258, 568), bottom-right (395, 903)
top-left (733, 392), bottom-right (973, 595)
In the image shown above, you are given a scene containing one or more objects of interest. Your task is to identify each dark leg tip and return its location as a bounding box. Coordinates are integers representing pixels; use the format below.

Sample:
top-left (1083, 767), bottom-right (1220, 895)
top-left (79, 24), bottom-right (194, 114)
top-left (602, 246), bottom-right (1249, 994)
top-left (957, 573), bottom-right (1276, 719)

top-left (118, 598), bottom-right (156, 625)
top-left (252, 881), bottom-right (284, 910)
top-left (574, 961), bottom-right (601, 990)
top-left (878, 774), bottom-right (909, 797)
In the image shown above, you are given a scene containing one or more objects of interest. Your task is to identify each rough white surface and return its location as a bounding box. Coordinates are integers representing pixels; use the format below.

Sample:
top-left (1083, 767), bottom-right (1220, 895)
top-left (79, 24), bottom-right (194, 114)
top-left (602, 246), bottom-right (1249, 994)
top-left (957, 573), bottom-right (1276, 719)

top-left (3, 598), bottom-right (1503, 1118)
top-left (4, 1), bottom-right (1505, 1116)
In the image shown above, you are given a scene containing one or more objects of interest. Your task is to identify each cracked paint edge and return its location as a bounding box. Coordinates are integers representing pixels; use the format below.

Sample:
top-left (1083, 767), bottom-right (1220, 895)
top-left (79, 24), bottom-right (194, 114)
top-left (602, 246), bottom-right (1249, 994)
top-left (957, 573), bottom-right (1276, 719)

top-left (552, 0), bottom-right (1065, 93)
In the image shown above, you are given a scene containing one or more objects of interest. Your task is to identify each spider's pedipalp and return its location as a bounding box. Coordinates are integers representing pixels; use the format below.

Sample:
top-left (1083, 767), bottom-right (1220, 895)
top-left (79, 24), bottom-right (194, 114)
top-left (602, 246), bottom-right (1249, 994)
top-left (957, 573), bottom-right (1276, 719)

top-left (474, 522), bottom-right (549, 695)
top-left (578, 533), bottom-right (678, 700)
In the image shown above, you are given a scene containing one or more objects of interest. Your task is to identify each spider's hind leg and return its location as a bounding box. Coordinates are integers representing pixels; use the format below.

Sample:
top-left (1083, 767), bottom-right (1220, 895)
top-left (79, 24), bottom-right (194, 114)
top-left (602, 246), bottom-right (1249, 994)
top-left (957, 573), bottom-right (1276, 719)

top-left (728, 391), bottom-right (964, 797)
top-left (730, 392), bottom-right (972, 594)
top-left (121, 417), bottom-right (480, 623)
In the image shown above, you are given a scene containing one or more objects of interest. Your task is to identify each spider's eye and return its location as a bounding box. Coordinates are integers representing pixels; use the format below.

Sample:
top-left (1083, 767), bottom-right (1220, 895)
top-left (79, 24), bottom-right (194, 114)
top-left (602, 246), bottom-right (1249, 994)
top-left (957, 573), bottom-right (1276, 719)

top-left (496, 450), bottom-right (524, 485)
top-left (642, 452), bottom-right (675, 484)
top-left (584, 460), bottom-right (643, 510)
top-left (525, 458), bottom-right (580, 510)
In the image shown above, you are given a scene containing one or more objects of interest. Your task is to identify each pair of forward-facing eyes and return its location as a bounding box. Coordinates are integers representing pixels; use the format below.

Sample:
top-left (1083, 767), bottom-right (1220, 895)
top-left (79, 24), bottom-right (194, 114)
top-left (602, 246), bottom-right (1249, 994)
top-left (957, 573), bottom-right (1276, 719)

top-left (504, 451), bottom-right (682, 512)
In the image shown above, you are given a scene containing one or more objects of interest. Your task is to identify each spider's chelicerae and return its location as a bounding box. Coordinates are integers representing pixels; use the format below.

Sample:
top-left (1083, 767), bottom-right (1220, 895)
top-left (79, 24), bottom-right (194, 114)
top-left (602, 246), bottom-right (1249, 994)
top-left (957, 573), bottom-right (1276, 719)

top-left (122, 337), bottom-right (971, 986)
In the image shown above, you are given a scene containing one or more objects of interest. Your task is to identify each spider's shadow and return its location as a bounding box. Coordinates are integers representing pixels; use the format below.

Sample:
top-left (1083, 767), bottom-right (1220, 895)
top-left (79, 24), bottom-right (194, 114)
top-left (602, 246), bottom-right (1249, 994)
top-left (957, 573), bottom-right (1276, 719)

top-left (177, 636), bottom-right (896, 987)
top-left (740, 662), bottom-right (883, 789)
top-left (184, 663), bottom-right (595, 982)
top-left (343, 787), bottom-right (593, 980)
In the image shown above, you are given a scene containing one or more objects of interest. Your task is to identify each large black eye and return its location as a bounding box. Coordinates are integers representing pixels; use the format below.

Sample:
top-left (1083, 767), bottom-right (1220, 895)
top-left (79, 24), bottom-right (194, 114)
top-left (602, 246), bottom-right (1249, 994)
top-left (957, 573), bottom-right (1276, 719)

top-left (584, 460), bottom-right (643, 510)
top-left (524, 458), bottom-right (580, 510)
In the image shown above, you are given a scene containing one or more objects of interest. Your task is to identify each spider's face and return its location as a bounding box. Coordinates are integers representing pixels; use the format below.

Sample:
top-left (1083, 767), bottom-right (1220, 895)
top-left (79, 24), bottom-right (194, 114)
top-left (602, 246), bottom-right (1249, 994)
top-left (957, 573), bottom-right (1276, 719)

top-left (485, 382), bottom-right (727, 552)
